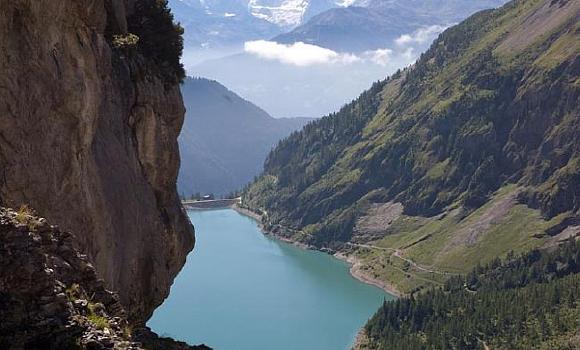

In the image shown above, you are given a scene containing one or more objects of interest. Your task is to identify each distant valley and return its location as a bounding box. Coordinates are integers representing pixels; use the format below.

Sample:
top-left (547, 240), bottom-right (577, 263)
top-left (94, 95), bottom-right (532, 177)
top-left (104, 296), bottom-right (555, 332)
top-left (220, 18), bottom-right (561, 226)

top-left (178, 77), bottom-right (312, 196)
top-left (172, 0), bottom-right (515, 205)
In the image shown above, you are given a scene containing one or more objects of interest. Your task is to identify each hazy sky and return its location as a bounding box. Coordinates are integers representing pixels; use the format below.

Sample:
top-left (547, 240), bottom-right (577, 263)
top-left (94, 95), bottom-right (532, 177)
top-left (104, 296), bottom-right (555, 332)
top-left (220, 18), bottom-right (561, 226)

top-left (187, 24), bottom-right (447, 118)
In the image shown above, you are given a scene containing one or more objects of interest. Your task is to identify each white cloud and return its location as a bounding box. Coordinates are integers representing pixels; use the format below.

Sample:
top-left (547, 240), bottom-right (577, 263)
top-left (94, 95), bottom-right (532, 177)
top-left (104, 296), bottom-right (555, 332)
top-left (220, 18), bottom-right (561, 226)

top-left (244, 40), bottom-right (360, 66)
top-left (337, 0), bottom-right (358, 6)
top-left (395, 25), bottom-right (448, 46)
top-left (244, 39), bottom-right (434, 69)
top-left (401, 47), bottom-right (415, 60)
top-left (365, 48), bottom-right (393, 66)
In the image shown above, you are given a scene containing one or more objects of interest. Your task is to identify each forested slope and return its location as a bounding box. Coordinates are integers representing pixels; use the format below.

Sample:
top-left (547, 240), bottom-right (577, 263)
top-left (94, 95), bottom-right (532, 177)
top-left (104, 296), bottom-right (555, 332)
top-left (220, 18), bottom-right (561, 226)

top-left (243, 0), bottom-right (579, 293)
top-left (244, 0), bottom-right (578, 245)
top-left (361, 239), bottom-right (580, 350)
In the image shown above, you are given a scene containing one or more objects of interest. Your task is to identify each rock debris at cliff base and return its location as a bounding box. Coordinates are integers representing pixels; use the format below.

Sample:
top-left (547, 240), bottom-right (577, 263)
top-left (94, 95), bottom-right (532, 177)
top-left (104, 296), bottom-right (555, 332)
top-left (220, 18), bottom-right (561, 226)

top-left (0, 206), bottom-right (210, 350)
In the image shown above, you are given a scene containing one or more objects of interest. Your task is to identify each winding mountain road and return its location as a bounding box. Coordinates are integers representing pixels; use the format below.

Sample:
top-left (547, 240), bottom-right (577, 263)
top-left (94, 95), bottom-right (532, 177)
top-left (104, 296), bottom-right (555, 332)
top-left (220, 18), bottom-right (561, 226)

top-left (347, 242), bottom-right (457, 276)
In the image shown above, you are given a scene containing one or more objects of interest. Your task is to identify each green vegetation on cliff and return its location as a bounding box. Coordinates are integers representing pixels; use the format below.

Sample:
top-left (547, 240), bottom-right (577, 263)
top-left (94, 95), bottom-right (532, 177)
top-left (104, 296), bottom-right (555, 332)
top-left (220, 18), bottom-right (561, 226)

top-left (243, 0), bottom-right (579, 300)
top-left (126, 0), bottom-right (185, 82)
top-left (362, 239), bottom-right (580, 350)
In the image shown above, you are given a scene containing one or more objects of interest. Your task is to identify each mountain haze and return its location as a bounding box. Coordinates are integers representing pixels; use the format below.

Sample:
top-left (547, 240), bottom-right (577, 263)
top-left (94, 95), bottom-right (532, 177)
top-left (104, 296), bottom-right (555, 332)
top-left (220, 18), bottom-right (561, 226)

top-left (192, 52), bottom-right (400, 118)
top-left (190, 1), bottom-right (508, 118)
top-left (178, 77), bottom-right (312, 196)
top-left (274, 0), bottom-right (508, 52)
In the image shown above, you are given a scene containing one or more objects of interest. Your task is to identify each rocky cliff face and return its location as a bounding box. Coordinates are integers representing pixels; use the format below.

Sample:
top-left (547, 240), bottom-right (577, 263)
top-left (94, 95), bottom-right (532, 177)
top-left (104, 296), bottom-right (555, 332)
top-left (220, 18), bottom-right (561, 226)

top-left (0, 207), bottom-right (141, 349)
top-left (0, 207), bottom-right (209, 350)
top-left (0, 0), bottom-right (194, 322)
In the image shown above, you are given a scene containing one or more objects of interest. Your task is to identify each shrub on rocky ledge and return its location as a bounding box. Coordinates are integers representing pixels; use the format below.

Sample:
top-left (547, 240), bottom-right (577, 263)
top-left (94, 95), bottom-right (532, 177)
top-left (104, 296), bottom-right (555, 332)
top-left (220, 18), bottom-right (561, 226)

top-left (113, 33), bottom-right (140, 50)
top-left (128, 0), bottom-right (185, 84)
top-left (14, 204), bottom-right (36, 231)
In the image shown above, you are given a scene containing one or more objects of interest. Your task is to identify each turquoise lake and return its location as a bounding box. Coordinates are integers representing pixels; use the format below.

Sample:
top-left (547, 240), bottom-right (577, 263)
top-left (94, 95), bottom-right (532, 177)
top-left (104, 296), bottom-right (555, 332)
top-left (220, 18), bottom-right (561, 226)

top-left (148, 209), bottom-right (394, 350)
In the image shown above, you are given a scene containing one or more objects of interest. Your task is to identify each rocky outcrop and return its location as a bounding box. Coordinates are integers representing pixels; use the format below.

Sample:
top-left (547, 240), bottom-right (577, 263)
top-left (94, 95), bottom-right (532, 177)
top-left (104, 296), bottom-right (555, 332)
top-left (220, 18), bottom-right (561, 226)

top-left (0, 207), bottom-right (209, 350)
top-left (0, 207), bottom-right (138, 349)
top-left (0, 0), bottom-right (193, 322)
top-left (352, 202), bottom-right (403, 243)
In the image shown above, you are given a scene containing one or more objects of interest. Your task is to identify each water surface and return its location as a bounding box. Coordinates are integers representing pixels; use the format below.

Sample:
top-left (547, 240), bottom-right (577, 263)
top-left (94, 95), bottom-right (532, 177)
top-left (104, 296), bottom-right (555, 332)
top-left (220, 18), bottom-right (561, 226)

top-left (149, 209), bottom-right (393, 350)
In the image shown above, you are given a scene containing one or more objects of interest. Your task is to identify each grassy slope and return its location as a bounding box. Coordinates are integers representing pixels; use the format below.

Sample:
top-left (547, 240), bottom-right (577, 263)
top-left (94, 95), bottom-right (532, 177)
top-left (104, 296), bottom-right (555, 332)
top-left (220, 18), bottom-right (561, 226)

top-left (352, 185), bottom-right (570, 294)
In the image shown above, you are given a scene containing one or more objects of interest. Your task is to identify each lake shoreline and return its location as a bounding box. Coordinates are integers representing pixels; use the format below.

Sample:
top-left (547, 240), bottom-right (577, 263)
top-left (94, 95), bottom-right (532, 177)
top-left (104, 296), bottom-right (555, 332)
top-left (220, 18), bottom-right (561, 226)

top-left (168, 208), bottom-right (388, 350)
top-left (232, 205), bottom-right (314, 250)
top-left (232, 204), bottom-right (400, 350)
top-left (232, 204), bottom-right (403, 297)
top-left (334, 252), bottom-right (403, 298)
top-left (182, 198), bottom-right (239, 210)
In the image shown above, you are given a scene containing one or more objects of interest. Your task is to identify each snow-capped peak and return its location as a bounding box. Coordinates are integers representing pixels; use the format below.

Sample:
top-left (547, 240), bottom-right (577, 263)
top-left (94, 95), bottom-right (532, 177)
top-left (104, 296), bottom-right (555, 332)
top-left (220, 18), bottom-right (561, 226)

top-left (248, 0), bottom-right (311, 27)
top-left (174, 0), bottom-right (348, 28)
top-left (336, 0), bottom-right (357, 6)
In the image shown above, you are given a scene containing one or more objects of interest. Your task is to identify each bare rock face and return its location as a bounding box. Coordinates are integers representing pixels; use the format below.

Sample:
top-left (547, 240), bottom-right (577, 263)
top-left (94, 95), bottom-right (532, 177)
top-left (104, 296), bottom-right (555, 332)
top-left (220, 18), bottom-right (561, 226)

top-left (0, 207), bottom-right (210, 350)
top-left (0, 0), bottom-right (194, 322)
top-left (0, 207), bottom-right (142, 349)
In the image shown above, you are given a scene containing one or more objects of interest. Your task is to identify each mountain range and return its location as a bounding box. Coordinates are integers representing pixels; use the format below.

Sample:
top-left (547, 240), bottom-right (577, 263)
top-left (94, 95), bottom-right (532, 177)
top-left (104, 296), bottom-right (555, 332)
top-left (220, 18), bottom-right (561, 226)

top-left (274, 0), bottom-right (508, 52)
top-left (170, 0), bottom-right (508, 52)
top-left (178, 77), bottom-right (312, 196)
top-left (2, 0), bottom-right (579, 348)
top-left (185, 0), bottom-right (509, 118)
top-left (243, 0), bottom-right (580, 295)
top-left (168, 0), bottom-right (347, 51)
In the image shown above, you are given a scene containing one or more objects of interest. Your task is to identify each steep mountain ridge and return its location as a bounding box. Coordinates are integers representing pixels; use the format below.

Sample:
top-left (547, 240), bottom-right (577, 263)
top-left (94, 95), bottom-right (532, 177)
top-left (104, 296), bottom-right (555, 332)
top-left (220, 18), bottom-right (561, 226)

top-left (244, 0), bottom-right (579, 291)
top-left (0, 0), bottom-right (193, 322)
top-left (178, 77), bottom-right (312, 196)
top-left (273, 6), bottom-right (416, 52)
